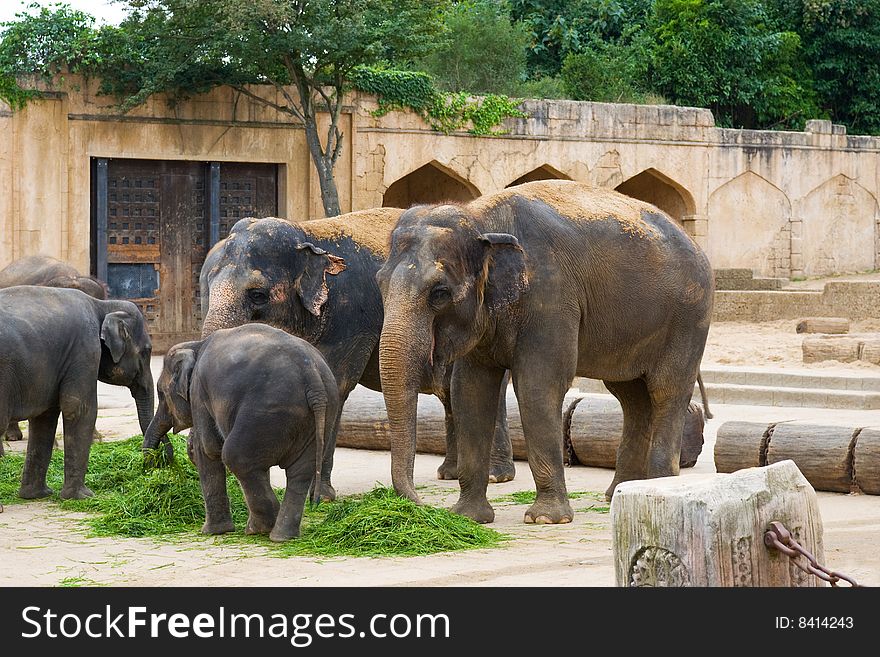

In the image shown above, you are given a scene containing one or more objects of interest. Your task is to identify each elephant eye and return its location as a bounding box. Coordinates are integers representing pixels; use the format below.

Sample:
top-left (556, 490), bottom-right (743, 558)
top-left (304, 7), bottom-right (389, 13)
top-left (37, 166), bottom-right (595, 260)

top-left (429, 285), bottom-right (451, 306)
top-left (247, 288), bottom-right (270, 306)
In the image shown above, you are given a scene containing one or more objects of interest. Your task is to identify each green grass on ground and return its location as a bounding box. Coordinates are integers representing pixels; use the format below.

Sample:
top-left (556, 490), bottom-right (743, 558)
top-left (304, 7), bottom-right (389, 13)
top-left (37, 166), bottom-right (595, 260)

top-left (0, 435), bottom-right (508, 557)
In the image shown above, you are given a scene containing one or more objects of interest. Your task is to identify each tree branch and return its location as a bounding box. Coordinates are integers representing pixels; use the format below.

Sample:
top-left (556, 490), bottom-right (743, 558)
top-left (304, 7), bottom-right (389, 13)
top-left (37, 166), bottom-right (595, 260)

top-left (229, 83), bottom-right (304, 123)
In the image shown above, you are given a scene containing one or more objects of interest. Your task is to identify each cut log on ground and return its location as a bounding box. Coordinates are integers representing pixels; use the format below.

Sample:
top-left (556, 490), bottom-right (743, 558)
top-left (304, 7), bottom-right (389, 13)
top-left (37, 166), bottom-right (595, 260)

top-left (713, 421), bottom-right (772, 473)
top-left (766, 423), bottom-right (857, 493)
top-left (336, 387), bottom-right (706, 469)
top-left (795, 317), bottom-right (850, 334)
top-left (853, 428), bottom-right (880, 495)
top-left (802, 334), bottom-right (880, 364)
top-left (611, 460), bottom-right (825, 586)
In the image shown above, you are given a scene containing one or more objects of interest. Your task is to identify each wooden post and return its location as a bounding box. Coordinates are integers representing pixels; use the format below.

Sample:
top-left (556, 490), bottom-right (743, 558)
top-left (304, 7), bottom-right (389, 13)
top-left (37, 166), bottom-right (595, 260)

top-left (612, 460), bottom-right (826, 587)
top-left (853, 428), bottom-right (880, 495)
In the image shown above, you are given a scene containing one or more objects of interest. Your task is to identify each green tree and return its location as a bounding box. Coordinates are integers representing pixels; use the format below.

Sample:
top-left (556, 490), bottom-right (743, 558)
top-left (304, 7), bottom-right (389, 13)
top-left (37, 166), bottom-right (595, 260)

top-left (417, 1), bottom-right (530, 96)
top-left (1, 1), bottom-right (448, 217)
top-left (649, 0), bottom-right (819, 128)
top-left (770, 0), bottom-right (880, 134)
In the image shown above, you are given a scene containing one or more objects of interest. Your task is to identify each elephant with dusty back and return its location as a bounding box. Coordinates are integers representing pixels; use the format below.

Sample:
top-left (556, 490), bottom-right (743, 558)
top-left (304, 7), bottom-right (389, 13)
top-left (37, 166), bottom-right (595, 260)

top-left (376, 180), bottom-right (714, 524)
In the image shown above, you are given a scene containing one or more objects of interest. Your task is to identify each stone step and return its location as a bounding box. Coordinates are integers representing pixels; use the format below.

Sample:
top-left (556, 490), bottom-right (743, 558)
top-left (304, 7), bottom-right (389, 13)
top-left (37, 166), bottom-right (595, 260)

top-left (572, 368), bottom-right (880, 409)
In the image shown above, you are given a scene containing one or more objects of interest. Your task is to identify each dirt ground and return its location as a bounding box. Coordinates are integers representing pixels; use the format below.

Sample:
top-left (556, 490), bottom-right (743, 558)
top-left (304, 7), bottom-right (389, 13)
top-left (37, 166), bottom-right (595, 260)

top-left (2, 318), bottom-right (879, 588)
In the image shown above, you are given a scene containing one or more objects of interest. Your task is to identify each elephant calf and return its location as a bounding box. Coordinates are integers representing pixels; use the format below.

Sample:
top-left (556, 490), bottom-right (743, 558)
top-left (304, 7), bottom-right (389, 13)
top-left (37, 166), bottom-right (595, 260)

top-left (0, 286), bottom-right (155, 498)
top-left (142, 323), bottom-right (339, 542)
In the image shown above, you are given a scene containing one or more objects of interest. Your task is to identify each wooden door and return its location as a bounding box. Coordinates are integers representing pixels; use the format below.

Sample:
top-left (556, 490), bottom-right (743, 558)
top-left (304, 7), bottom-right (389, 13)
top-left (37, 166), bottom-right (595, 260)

top-left (93, 159), bottom-right (278, 351)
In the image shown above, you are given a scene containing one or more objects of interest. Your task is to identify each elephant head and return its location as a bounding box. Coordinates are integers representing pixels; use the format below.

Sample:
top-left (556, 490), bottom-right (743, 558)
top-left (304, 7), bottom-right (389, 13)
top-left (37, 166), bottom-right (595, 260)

top-left (98, 303), bottom-right (156, 437)
top-left (142, 341), bottom-right (202, 461)
top-left (200, 217), bottom-right (346, 340)
top-left (376, 205), bottom-right (528, 502)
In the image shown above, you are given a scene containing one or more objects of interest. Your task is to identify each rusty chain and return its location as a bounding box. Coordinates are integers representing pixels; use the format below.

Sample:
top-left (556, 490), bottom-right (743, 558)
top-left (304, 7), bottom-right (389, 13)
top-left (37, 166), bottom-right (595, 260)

top-left (764, 521), bottom-right (861, 587)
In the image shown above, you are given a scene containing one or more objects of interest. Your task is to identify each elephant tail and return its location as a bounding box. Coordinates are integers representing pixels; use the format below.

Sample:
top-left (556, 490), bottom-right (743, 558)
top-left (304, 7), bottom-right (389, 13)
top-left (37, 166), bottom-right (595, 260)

top-left (308, 397), bottom-right (328, 508)
top-left (697, 372), bottom-right (713, 419)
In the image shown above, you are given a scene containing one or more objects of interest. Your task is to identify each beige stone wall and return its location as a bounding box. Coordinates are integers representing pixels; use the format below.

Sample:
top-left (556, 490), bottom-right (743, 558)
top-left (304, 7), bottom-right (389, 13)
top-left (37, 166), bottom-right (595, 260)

top-left (2, 82), bottom-right (880, 280)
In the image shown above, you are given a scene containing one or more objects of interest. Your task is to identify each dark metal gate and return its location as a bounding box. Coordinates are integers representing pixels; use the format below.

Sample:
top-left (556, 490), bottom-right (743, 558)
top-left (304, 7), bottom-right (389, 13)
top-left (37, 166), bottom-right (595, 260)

top-left (92, 159), bottom-right (278, 350)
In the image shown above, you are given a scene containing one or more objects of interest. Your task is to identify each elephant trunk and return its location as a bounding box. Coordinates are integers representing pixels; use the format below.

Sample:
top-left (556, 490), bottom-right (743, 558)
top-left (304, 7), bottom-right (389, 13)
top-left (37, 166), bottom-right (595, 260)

top-left (132, 366), bottom-right (155, 436)
top-left (200, 276), bottom-right (249, 337)
top-left (379, 306), bottom-right (433, 505)
top-left (142, 399), bottom-right (174, 467)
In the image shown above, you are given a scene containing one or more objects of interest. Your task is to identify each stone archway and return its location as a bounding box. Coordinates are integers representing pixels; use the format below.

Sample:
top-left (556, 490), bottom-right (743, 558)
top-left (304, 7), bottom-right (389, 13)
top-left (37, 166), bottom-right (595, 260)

top-left (614, 168), bottom-right (696, 226)
top-left (506, 164), bottom-right (571, 188)
top-left (382, 161), bottom-right (480, 208)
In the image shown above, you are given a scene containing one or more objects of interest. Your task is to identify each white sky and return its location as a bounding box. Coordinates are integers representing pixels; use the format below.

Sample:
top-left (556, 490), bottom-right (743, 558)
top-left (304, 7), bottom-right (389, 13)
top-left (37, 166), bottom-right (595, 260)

top-left (0, 1), bottom-right (127, 26)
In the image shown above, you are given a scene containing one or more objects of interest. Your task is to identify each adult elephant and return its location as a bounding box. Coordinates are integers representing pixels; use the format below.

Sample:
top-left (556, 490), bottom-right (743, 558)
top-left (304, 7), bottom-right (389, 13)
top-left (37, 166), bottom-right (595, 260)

top-left (0, 255), bottom-right (108, 299)
top-left (0, 256), bottom-right (109, 442)
top-left (376, 180), bottom-right (714, 524)
top-left (0, 286), bottom-right (154, 498)
top-left (198, 210), bottom-right (514, 500)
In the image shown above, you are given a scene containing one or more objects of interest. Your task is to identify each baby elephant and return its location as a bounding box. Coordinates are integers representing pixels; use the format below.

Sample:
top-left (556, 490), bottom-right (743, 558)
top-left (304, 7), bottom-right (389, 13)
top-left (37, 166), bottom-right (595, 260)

top-left (142, 323), bottom-right (339, 542)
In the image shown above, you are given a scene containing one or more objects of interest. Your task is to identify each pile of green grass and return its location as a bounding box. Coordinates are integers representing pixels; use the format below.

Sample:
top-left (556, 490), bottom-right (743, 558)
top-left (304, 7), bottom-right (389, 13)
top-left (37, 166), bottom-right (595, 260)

top-left (0, 435), bottom-right (506, 556)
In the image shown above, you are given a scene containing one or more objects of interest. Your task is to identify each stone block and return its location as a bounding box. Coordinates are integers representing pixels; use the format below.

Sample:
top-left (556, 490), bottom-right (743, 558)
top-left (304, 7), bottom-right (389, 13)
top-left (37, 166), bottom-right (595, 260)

top-left (612, 460), bottom-right (825, 586)
top-left (805, 119), bottom-right (832, 134)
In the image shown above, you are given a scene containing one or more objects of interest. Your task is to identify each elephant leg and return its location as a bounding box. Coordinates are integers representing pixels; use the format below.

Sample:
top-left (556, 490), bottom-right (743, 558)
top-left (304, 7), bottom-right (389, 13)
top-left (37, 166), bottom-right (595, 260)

top-left (6, 420), bottom-right (23, 441)
top-left (603, 378), bottom-right (653, 501)
top-left (645, 379), bottom-right (693, 480)
top-left (271, 452), bottom-right (315, 542)
top-left (449, 359), bottom-right (506, 524)
top-left (18, 409), bottom-right (59, 499)
top-left (488, 371), bottom-right (515, 483)
top-left (437, 393), bottom-right (458, 481)
top-left (316, 407), bottom-right (341, 502)
top-left (223, 429), bottom-right (280, 535)
top-left (58, 388), bottom-right (97, 500)
top-left (191, 428), bottom-right (234, 535)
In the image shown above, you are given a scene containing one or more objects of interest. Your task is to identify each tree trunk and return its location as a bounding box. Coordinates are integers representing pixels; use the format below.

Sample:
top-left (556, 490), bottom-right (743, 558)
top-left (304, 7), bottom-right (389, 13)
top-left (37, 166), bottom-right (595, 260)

top-left (795, 317), bottom-right (850, 334)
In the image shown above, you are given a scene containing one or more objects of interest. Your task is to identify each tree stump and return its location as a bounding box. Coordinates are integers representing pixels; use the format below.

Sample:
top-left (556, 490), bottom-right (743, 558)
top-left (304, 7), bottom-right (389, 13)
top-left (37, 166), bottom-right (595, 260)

top-left (611, 460), bottom-right (825, 587)
top-left (795, 317), bottom-right (850, 334)
top-left (766, 423), bottom-right (857, 493)
top-left (802, 334), bottom-right (880, 364)
top-left (853, 428), bottom-right (880, 495)
top-left (713, 421), bottom-right (773, 473)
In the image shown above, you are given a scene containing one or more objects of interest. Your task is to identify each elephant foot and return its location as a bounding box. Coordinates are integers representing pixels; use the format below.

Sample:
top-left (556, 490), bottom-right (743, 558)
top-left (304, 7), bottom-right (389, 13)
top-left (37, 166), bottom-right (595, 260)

top-left (451, 497), bottom-right (495, 524)
top-left (436, 458), bottom-right (458, 480)
top-left (524, 496), bottom-right (573, 525)
top-left (488, 459), bottom-right (515, 484)
top-left (19, 484), bottom-right (54, 499)
top-left (6, 425), bottom-right (24, 441)
top-left (319, 481), bottom-right (337, 502)
top-left (245, 515), bottom-right (276, 536)
top-left (269, 525), bottom-right (301, 543)
top-left (201, 518), bottom-right (235, 535)
top-left (59, 484), bottom-right (94, 500)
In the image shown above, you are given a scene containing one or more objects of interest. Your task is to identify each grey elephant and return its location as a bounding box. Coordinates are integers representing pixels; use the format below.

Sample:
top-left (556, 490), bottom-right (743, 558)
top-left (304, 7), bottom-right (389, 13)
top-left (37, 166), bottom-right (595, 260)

top-left (376, 180), bottom-right (714, 524)
top-left (0, 255), bottom-right (109, 443)
top-left (0, 255), bottom-right (108, 299)
top-left (0, 286), bottom-right (154, 499)
top-left (142, 323), bottom-right (339, 542)
top-left (199, 210), bottom-right (514, 500)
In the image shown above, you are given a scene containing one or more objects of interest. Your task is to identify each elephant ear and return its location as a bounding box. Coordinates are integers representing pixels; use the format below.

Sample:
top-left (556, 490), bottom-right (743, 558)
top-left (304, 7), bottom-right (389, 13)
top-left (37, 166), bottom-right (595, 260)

top-left (294, 242), bottom-right (347, 317)
top-left (170, 348), bottom-right (197, 403)
top-left (478, 233), bottom-right (529, 313)
top-left (101, 311), bottom-right (132, 363)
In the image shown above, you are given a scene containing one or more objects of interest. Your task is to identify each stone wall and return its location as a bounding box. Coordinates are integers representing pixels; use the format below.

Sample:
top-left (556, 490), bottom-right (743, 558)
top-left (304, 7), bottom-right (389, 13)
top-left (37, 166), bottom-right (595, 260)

top-left (713, 282), bottom-right (880, 321)
top-left (2, 80), bottom-right (879, 282)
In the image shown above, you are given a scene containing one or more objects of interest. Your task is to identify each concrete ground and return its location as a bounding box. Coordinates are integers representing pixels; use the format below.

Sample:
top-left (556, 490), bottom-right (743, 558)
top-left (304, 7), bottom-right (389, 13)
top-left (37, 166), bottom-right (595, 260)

top-left (1, 353), bottom-right (879, 587)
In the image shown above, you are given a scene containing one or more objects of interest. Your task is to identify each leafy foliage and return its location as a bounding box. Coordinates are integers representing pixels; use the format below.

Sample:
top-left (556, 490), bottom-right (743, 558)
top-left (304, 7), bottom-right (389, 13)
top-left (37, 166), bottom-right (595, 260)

top-left (0, 435), bottom-right (506, 556)
top-left (350, 65), bottom-right (526, 135)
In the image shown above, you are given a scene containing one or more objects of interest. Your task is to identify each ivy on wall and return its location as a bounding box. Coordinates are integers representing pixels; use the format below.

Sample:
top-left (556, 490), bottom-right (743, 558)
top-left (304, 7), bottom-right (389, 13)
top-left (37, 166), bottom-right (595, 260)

top-left (349, 66), bottom-right (527, 136)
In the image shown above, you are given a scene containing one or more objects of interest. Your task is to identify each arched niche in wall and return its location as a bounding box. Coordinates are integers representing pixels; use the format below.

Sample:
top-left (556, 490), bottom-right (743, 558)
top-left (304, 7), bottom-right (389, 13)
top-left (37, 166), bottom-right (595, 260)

top-left (506, 164), bottom-right (571, 188)
top-left (708, 171), bottom-right (792, 278)
top-left (614, 168), bottom-right (696, 226)
top-left (382, 161), bottom-right (480, 208)
top-left (801, 175), bottom-right (879, 277)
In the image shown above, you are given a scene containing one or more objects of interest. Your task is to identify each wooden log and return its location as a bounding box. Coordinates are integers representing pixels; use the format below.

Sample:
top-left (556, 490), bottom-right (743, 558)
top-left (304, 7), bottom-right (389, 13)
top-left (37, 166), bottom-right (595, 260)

top-left (795, 317), bottom-right (850, 334)
top-left (713, 421), bottom-right (772, 473)
top-left (766, 423), bottom-right (856, 493)
top-left (802, 336), bottom-right (862, 363)
top-left (853, 427), bottom-right (880, 495)
top-left (337, 388), bottom-right (705, 469)
top-left (566, 398), bottom-right (704, 468)
top-left (611, 460), bottom-right (826, 587)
